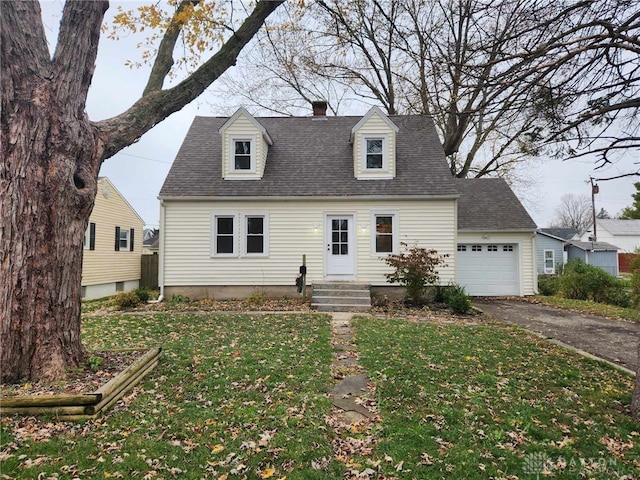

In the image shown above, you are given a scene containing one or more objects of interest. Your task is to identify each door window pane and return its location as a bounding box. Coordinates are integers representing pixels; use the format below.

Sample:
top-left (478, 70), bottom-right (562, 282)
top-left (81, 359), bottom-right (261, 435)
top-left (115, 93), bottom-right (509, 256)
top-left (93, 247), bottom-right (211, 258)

top-left (331, 218), bottom-right (349, 256)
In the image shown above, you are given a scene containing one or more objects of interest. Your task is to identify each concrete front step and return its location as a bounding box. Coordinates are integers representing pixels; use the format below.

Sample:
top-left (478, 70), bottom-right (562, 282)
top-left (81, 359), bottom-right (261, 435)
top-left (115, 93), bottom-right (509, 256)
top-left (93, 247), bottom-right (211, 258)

top-left (313, 289), bottom-right (370, 298)
top-left (311, 282), bottom-right (372, 312)
top-left (312, 295), bottom-right (371, 305)
top-left (311, 303), bottom-right (371, 312)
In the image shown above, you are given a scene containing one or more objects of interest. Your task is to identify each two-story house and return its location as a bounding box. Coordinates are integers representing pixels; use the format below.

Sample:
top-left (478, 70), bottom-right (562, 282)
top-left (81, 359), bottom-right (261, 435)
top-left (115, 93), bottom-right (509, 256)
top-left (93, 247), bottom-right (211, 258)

top-left (158, 105), bottom-right (537, 300)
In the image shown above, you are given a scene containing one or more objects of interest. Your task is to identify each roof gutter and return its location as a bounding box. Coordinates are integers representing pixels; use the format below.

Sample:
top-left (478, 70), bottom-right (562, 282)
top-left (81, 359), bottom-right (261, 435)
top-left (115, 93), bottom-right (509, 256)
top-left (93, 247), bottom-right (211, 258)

top-left (157, 194), bottom-right (461, 202)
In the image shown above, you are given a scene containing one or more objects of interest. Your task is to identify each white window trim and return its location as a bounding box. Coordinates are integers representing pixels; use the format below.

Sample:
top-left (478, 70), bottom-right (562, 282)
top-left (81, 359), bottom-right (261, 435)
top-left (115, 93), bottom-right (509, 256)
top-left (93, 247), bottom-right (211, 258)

top-left (362, 135), bottom-right (390, 172)
top-left (84, 225), bottom-right (90, 250)
top-left (230, 137), bottom-right (256, 173)
top-left (242, 212), bottom-right (269, 257)
top-left (211, 213), bottom-right (238, 257)
top-left (370, 211), bottom-right (399, 256)
top-left (119, 228), bottom-right (130, 251)
top-left (544, 249), bottom-right (555, 274)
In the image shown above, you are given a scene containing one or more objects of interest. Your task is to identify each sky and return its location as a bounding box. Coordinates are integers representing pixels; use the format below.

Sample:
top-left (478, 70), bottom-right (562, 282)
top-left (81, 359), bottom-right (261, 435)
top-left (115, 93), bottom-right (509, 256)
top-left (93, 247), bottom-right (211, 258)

top-left (38, 1), bottom-right (638, 230)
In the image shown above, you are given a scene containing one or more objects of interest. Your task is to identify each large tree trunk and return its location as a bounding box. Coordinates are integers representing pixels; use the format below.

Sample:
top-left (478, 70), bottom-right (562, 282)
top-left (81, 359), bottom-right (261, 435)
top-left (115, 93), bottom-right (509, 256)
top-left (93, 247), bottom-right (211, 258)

top-left (1, 0), bottom-right (282, 384)
top-left (1, 0), bottom-right (106, 383)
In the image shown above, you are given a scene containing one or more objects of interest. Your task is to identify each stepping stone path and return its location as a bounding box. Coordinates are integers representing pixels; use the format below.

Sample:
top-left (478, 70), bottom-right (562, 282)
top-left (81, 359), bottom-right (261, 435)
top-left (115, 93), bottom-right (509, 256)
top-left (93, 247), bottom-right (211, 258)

top-left (328, 312), bottom-right (376, 425)
top-left (326, 312), bottom-right (380, 475)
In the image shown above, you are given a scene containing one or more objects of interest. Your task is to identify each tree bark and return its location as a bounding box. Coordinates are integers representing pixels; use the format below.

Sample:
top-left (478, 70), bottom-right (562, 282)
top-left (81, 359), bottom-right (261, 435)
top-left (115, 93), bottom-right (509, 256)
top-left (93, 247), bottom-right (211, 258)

top-left (1, 0), bottom-right (282, 384)
top-left (1, 0), bottom-right (107, 383)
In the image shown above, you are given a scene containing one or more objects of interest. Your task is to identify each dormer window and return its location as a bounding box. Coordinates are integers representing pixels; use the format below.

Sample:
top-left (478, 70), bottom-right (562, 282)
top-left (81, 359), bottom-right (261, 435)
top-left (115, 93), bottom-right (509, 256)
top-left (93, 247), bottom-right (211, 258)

top-left (230, 137), bottom-right (255, 173)
top-left (365, 139), bottom-right (384, 169)
top-left (219, 107), bottom-right (272, 180)
top-left (234, 140), bottom-right (252, 170)
top-left (351, 106), bottom-right (398, 180)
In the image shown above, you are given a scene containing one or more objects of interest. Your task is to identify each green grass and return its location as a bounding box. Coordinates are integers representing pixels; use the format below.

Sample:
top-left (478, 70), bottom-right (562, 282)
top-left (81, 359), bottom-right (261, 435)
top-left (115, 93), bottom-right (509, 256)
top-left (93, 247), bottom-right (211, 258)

top-left (532, 295), bottom-right (640, 322)
top-left (1, 313), bottom-right (343, 479)
top-left (2, 313), bottom-right (638, 479)
top-left (351, 317), bottom-right (639, 479)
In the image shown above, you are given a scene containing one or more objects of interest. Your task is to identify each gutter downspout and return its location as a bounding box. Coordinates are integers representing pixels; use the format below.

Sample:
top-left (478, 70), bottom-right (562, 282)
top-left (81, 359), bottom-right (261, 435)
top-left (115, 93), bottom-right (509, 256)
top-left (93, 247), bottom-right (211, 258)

top-left (532, 231), bottom-right (538, 295)
top-left (157, 199), bottom-right (165, 302)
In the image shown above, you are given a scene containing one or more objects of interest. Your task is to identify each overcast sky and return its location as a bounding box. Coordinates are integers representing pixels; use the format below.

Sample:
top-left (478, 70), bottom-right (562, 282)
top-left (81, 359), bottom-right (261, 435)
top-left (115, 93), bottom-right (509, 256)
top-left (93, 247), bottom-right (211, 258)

top-left (39, 1), bottom-right (637, 230)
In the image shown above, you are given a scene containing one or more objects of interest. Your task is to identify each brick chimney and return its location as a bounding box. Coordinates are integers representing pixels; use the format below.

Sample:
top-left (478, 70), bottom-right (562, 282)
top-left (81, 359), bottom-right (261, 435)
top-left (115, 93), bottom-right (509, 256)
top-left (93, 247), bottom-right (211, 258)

top-left (312, 100), bottom-right (327, 116)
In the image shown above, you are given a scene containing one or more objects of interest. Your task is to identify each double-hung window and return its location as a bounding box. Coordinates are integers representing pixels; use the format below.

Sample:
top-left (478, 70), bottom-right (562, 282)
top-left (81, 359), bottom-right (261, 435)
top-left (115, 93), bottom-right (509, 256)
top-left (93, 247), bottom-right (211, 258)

top-left (544, 249), bottom-right (555, 274)
top-left (233, 139), bottom-right (253, 171)
top-left (245, 215), bottom-right (267, 255)
top-left (372, 212), bottom-right (397, 254)
top-left (365, 138), bottom-right (384, 169)
top-left (214, 215), bottom-right (236, 256)
top-left (115, 226), bottom-right (134, 251)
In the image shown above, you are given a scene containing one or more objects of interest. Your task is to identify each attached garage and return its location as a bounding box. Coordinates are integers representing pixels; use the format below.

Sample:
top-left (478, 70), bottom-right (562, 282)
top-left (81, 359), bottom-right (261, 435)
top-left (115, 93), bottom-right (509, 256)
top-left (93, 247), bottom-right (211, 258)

top-left (456, 243), bottom-right (519, 296)
top-left (455, 179), bottom-right (538, 296)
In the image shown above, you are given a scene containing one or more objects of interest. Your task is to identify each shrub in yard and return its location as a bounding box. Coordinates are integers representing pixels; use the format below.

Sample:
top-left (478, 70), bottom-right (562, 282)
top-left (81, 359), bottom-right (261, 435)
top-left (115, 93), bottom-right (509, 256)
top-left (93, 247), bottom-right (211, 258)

top-left (601, 280), bottom-right (631, 308)
top-left (444, 283), bottom-right (472, 314)
top-left (133, 287), bottom-right (151, 303)
top-left (384, 242), bottom-right (448, 306)
top-left (114, 291), bottom-right (141, 310)
top-left (558, 258), bottom-right (626, 306)
top-left (537, 275), bottom-right (559, 296)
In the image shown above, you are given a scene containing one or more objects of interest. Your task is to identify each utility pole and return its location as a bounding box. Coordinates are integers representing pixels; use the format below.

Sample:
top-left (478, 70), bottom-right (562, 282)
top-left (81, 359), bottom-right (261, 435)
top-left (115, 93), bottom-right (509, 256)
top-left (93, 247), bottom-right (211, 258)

top-left (590, 177), bottom-right (599, 243)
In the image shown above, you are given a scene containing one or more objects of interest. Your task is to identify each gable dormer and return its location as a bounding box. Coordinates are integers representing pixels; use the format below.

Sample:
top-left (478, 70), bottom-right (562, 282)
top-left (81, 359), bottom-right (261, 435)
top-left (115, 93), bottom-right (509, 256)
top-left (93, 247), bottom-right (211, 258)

top-left (350, 106), bottom-right (399, 180)
top-left (219, 107), bottom-right (273, 180)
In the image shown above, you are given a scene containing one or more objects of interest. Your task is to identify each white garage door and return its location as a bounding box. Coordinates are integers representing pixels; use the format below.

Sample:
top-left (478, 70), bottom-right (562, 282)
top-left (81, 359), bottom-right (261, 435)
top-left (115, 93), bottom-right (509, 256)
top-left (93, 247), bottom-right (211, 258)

top-left (456, 244), bottom-right (519, 296)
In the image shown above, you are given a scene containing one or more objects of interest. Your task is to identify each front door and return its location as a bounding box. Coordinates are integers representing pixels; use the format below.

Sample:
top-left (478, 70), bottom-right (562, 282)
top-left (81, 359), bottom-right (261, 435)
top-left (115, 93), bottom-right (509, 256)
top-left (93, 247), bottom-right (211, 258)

top-left (326, 215), bottom-right (355, 278)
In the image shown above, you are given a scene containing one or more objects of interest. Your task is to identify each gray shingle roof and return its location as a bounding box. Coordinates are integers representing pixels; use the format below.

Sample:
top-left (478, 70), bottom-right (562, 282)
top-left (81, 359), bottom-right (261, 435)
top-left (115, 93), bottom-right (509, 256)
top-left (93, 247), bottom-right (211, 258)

top-left (159, 115), bottom-right (458, 198)
top-left (567, 240), bottom-right (618, 251)
top-left (456, 178), bottom-right (537, 231)
top-left (538, 227), bottom-right (578, 240)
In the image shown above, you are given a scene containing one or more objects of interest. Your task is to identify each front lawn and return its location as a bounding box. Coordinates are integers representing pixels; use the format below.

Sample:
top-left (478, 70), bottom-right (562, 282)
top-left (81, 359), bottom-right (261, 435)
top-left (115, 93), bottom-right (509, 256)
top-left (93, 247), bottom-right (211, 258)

top-left (352, 317), bottom-right (639, 479)
top-left (1, 313), bottom-right (342, 479)
top-left (1, 312), bottom-right (638, 479)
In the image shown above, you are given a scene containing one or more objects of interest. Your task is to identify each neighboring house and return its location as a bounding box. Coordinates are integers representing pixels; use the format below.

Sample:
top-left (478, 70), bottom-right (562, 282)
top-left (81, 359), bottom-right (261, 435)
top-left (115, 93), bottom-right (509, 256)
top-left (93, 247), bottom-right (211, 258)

top-left (82, 177), bottom-right (145, 299)
top-left (580, 219), bottom-right (640, 253)
top-left (566, 240), bottom-right (619, 276)
top-left (143, 232), bottom-right (160, 254)
top-left (158, 105), bottom-right (537, 299)
top-left (535, 230), bottom-right (568, 275)
top-left (455, 179), bottom-right (538, 296)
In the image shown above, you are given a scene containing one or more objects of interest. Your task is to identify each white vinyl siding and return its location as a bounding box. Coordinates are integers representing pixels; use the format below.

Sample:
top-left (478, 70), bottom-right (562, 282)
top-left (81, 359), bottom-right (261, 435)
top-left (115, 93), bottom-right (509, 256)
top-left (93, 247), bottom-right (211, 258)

top-left (456, 232), bottom-right (537, 296)
top-left (162, 199), bottom-right (456, 287)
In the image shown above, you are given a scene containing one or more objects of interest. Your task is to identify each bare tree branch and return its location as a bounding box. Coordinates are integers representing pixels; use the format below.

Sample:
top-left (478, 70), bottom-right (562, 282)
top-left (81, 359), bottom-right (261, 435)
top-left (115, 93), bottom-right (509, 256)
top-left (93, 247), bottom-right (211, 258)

top-left (97, 0), bottom-right (283, 158)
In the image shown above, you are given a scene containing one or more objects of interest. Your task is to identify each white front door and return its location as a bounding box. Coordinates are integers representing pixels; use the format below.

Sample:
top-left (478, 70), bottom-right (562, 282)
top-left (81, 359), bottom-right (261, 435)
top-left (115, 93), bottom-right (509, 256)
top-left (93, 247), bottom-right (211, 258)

top-left (326, 215), bottom-right (355, 278)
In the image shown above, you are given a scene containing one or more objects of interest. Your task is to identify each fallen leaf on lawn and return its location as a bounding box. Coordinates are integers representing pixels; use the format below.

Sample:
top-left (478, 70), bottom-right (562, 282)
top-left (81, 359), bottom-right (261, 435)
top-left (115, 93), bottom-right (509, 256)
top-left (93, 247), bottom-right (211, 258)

top-left (260, 467), bottom-right (275, 478)
top-left (211, 444), bottom-right (225, 454)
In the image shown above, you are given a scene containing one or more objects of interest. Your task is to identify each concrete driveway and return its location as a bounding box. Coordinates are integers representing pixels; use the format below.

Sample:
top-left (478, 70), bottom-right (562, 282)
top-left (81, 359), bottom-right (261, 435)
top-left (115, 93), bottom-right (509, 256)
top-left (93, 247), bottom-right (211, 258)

top-left (474, 299), bottom-right (639, 373)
